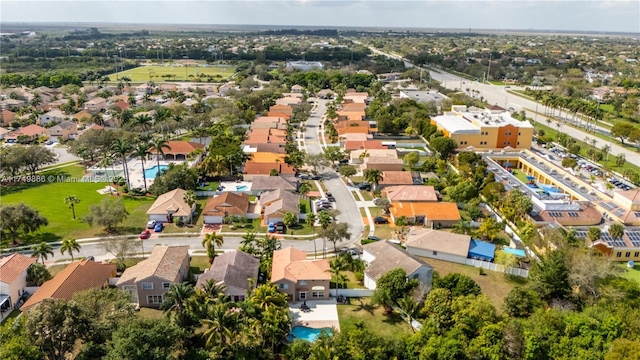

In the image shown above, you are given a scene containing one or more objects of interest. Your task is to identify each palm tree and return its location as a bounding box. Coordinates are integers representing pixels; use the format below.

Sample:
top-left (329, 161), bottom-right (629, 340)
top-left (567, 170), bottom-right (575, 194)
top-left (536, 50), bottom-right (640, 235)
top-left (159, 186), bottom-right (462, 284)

top-left (249, 283), bottom-right (287, 311)
top-left (132, 143), bottom-right (151, 193)
top-left (202, 233), bottom-right (224, 264)
top-left (134, 114), bottom-right (154, 133)
top-left (317, 210), bottom-right (333, 258)
top-left (202, 302), bottom-right (237, 348)
top-left (608, 223), bottom-right (625, 240)
top-left (111, 138), bottom-right (132, 189)
top-left (149, 137), bottom-right (171, 177)
top-left (60, 238), bottom-right (81, 261)
top-left (183, 190), bottom-right (197, 225)
top-left (31, 241), bottom-right (54, 264)
top-left (64, 195), bottom-right (81, 220)
top-left (397, 296), bottom-right (420, 332)
top-left (161, 282), bottom-right (195, 327)
top-left (200, 279), bottom-right (227, 300)
top-left (601, 144), bottom-right (611, 165)
top-left (364, 169), bottom-right (383, 191)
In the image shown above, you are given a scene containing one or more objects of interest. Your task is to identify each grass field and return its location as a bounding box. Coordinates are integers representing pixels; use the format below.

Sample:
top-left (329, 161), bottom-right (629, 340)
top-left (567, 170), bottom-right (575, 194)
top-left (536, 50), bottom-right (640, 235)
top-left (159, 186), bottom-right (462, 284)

top-left (108, 65), bottom-right (235, 83)
top-left (0, 165), bottom-right (155, 244)
top-left (337, 297), bottom-right (413, 337)
top-left (618, 263), bottom-right (640, 283)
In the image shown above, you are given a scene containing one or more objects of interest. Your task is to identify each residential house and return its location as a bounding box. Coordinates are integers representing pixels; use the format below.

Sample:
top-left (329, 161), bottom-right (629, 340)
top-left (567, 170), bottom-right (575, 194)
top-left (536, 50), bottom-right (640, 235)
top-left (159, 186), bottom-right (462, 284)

top-left (202, 192), bottom-right (253, 224)
top-left (269, 104), bottom-right (293, 117)
top-left (242, 162), bottom-right (296, 181)
top-left (47, 120), bottom-right (78, 141)
top-left (148, 140), bottom-right (205, 161)
top-left (5, 124), bottom-right (48, 143)
top-left (74, 110), bottom-right (93, 123)
top-left (316, 89), bottom-right (334, 99)
top-left (0, 98), bottom-right (26, 110)
top-left (378, 173), bottom-right (425, 189)
top-left (404, 228), bottom-right (472, 264)
top-left (271, 247), bottom-right (331, 301)
top-left (38, 109), bottom-right (67, 126)
top-left (259, 189), bottom-right (300, 224)
top-left (1, 109), bottom-right (16, 126)
top-left (362, 241), bottom-right (433, 290)
top-left (84, 97), bottom-right (107, 113)
top-left (116, 246), bottom-right (190, 308)
top-left (250, 175), bottom-right (297, 194)
top-left (0, 254), bottom-right (36, 311)
top-left (291, 84), bottom-right (304, 93)
top-left (276, 97), bottom-right (302, 107)
top-left (146, 188), bottom-right (195, 224)
top-left (343, 140), bottom-right (387, 151)
top-left (136, 84), bottom-right (154, 96)
top-left (361, 156), bottom-right (404, 172)
top-left (343, 92), bottom-right (369, 104)
top-left (350, 149), bottom-right (399, 164)
top-left (0, 128), bottom-right (10, 140)
top-left (389, 202), bottom-right (460, 227)
top-left (242, 143), bottom-right (287, 154)
top-left (383, 185), bottom-right (438, 202)
top-left (21, 259), bottom-right (117, 313)
top-left (196, 250), bottom-right (259, 301)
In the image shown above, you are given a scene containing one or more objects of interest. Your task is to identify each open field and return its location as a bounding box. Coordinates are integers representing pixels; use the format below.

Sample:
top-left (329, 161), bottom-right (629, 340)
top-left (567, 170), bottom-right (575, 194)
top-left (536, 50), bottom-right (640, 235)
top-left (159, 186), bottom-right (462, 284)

top-left (337, 297), bottom-right (413, 337)
top-left (0, 165), bottom-right (155, 243)
top-left (107, 64), bottom-right (236, 83)
top-left (618, 263), bottom-right (640, 283)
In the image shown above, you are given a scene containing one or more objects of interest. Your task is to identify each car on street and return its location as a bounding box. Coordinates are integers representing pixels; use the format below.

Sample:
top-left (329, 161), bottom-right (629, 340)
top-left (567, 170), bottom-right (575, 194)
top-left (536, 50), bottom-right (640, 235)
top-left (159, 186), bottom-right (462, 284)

top-left (373, 217), bottom-right (389, 224)
top-left (146, 220), bottom-right (157, 229)
top-left (139, 230), bottom-right (151, 239)
top-left (297, 173), bottom-right (311, 180)
top-left (366, 235), bottom-right (382, 242)
top-left (268, 222), bottom-right (276, 233)
top-left (311, 175), bottom-right (321, 180)
top-left (153, 222), bottom-right (164, 232)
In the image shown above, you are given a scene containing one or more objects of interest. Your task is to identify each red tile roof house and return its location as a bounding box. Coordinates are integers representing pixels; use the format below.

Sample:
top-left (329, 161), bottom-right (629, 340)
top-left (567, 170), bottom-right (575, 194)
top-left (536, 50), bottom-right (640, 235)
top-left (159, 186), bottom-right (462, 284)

top-left (242, 162), bottom-right (296, 181)
top-left (148, 140), bottom-right (205, 161)
top-left (271, 247), bottom-right (331, 302)
top-left (21, 259), bottom-right (117, 313)
top-left (0, 253), bottom-right (36, 311)
top-left (116, 245), bottom-right (190, 308)
top-left (202, 192), bottom-right (254, 224)
top-left (5, 124), bottom-right (48, 143)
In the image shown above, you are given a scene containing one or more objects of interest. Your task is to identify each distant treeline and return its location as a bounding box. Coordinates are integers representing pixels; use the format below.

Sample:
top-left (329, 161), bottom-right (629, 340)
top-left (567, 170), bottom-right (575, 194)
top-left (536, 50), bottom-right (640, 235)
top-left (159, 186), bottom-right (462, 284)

top-left (257, 29), bottom-right (338, 36)
top-left (61, 28), bottom-right (150, 40)
top-left (0, 72), bottom-right (82, 88)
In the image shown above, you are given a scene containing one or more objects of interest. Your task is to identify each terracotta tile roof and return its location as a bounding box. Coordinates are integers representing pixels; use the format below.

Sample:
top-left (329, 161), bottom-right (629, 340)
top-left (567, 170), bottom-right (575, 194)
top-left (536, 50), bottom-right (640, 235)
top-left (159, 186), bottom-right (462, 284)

top-left (363, 241), bottom-right (431, 281)
top-left (379, 172), bottom-right (415, 186)
top-left (202, 192), bottom-right (250, 217)
top-left (390, 202), bottom-right (460, 221)
top-left (196, 250), bottom-right (259, 291)
top-left (243, 143), bottom-right (286, 153)
top-left (383, 185), bottom-right (438, 201)
top-left (341, 102), bottom-right (367, 111)
top-left (270, 104), bottom-right (292, 111)
top-left (0, 253), bottom-right (36, 284)
top-left (115, 101), bottom-right (129, 110)
top-left (21, 260), bottom-right (116, 312)
top-left (253, 116), bottom-right (285, 123)
top-left (267, 111), bottom-right (291, 119)
top-left (405, 228), bottom-right (471, 257)
top-left (617, 189), bottom-right (640, 203)
top-left (146, 188), bottom-right (192, 217)
top-left (271, 247), bottom-right (331, 283)
top-left (343, 140), bottom-right (386, 151)
top-left (9, 124), bottom-right (47, 137)
top-left (243, 162), bottom-right (296, 175)
top-left (249, 152), bottom-right (287, 163)
top-left (338, 126), bottom-right (370, 135)
top-left (148, 140), bottom-right (204, 155)
top-left (117, 246), bottom-right (189, 285)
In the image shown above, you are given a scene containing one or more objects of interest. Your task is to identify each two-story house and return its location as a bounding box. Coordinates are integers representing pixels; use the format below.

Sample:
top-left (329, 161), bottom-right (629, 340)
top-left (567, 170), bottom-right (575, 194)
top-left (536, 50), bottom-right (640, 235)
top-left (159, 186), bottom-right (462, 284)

top-left (38, 109), bottom-right (67, 126)
top-left (116, 246), bottom-right (190, 308)
top-left (47, 120), bottom-right (78, 141)
top-left (0, 253), bottom-right (36, 312)
top-left (271, 247), bottom-right (331, 301)
top-left (84, 97), bottom-right (107, 114)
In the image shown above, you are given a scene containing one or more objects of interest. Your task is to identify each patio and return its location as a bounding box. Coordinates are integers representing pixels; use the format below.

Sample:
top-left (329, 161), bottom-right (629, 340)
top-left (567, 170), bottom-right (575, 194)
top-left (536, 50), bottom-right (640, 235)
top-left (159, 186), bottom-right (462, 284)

top-left (289, 299), bottom-right (340, 330)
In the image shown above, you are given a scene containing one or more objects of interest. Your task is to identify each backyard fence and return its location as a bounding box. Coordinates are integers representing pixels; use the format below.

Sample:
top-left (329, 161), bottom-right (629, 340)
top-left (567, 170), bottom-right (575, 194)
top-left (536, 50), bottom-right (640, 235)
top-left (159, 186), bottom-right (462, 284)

top-left (465, 258), bottom-right (529, 277)
top-left (330, 289), bottom-right (374, 297)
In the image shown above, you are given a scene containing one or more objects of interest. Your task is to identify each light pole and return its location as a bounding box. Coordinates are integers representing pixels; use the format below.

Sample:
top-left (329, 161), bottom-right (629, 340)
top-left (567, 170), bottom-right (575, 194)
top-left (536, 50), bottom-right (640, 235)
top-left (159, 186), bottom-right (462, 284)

top-left (113, 55), bottom-right (119, 81)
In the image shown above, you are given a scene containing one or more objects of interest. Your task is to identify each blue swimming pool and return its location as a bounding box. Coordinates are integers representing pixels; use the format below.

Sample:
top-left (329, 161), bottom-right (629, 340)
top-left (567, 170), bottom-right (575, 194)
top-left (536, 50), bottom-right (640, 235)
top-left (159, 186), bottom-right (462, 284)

top-left (288, 326), bottom-right (332, 342)
top-left (144, 165), bottom-right (169, 179)
top-left (236, 185), bottom-right (248, 191)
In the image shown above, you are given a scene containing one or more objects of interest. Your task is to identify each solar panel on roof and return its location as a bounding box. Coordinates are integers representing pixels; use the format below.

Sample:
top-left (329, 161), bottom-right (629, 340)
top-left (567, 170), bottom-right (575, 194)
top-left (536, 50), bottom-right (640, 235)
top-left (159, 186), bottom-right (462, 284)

top-left (568, 212), bottom-right (579, 217)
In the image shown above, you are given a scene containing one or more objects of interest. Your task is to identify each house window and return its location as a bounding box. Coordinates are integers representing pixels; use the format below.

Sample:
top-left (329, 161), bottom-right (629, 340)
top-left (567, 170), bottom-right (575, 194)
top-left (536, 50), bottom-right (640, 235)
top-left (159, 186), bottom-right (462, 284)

top-left (432, 251), bottom-right (438, 256)
top-left (518, 132), bottom-right (521, 136)
top-left (142, 282), bottom-right (154, 290)
top-left (147, 295), bottom-right (164, 305)
top-left (162, 282), bottom-right (171, 290)
top-left (312, 291), bottom-right (324, 298)
top-left (616, 252), bottom-right (622, 258)
top-left (233, 295), bottom-right (245, 302)
top-left (279, 283), bottom-right (288, 290)
top-left (299, 292), bottom-right (307, 300)
top-left (626, 252), bottom-right (631, 258)
top-left (299, 280), bottom-right (307, 285)
top-left (634, 252), bottom-right (639, 258)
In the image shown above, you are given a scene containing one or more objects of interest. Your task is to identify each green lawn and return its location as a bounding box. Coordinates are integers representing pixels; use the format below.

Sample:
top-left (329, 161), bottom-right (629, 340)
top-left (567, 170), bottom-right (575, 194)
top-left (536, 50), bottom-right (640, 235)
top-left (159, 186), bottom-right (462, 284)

top-left (618, 264), bottom-right (640, 283)
top-left (136, 308), bottom-right (164, 320)
top-left (373, 225), bottom-right (397, 240)
top-left (190, 255), bottom-right (211, 274)
top-left (221, 218), bottom-right (266, 233)
top-left (0, 165), bottom-right (155, 244)
top-left (337, 298), bottom-right (413, 337)
top-left (108, 65), bottom-right (235, 83)
top-left (330, 271), bottom-right (364, 289)
top-left (359, 207), bottom-right (383, 218)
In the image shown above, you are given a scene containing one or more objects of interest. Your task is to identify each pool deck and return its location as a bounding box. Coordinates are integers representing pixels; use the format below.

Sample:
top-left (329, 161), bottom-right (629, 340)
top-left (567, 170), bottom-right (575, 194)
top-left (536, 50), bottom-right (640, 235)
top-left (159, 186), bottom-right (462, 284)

top-left (219, 181), bottom-right (253, 192)
top-left (289, 299), bottom-right (340, 331)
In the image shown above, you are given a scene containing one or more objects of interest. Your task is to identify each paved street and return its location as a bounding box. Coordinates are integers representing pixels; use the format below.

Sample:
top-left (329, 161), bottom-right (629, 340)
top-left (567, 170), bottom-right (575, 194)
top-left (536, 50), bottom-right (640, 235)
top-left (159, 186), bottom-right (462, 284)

top-left (49, 145), bottom-right (81, 164)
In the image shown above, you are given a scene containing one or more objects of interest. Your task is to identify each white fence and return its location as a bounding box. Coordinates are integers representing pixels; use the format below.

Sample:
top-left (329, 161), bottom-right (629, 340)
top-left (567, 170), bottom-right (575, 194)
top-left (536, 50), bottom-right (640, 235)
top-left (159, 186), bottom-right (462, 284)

top-left (329, 288), bottom-right (374, 297)
top-left (465, 258), bottom-right (529, 277)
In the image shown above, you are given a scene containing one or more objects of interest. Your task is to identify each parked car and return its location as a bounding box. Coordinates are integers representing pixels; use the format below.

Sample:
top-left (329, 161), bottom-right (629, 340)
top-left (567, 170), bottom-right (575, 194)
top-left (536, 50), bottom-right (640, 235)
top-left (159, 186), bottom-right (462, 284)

top-left (311, 175), bottom-right (321, 180)
top-left (326, 192), bottom-right (336, 202)
top-left (45, 140), bottom-right (54, 145)
top-left (276, 222), bottom-right (286, 234)
top-left (298, 174), bottom-right (311, 180)
top-left (139, 230), bottom-right (151, 239)
top-left (316, 204), bottom-right (332, 211)
top-left (358, 183), bottom-right (372, 191)
top-left (146, 220), bottom-right (157, 229)
top-left (339, 159), bottom-right (349, 164)
top-left (268, 222), bottom-right (276, 233)
top-left (153, 222), bottom-right (164, 232)
top-left (373, 217), bottom-right (389, 224)
top-left (366, 235), bottom-right (382, 242)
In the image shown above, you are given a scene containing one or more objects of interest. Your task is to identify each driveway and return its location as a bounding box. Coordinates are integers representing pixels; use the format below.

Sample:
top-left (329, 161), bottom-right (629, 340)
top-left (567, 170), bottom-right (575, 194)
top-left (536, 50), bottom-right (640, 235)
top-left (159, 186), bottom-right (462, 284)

top-left (51, 146), bottom-right (80, 164)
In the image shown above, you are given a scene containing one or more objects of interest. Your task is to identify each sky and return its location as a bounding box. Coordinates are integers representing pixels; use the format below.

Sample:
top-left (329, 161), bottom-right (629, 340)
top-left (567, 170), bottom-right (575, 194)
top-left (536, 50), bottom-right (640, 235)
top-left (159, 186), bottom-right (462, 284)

top-left (2, 0), bottom-right (639, 33)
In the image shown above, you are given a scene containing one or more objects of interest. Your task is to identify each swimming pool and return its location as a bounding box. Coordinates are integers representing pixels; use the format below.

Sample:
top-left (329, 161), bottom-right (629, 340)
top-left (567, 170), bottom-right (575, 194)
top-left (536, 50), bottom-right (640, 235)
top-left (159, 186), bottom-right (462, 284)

top-left (236, 185), bottom-right (249, 191)
top-left (144, 165), bottom-right (169, 179)
top-left (287, 326), bottom-right (332, 342)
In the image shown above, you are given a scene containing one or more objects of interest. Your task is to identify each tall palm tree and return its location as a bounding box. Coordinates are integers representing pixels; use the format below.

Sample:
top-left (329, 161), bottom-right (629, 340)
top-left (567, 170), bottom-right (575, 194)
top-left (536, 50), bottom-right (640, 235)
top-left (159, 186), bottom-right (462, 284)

top-left (202, 302), bottom-right (237, 348)
top-left (134, 114), bottom-right (154, 133)
top-left (183, 190), bottom-right (197, 225)
top-left (364, 169), bottom-right (383, 191)
top-left (249, 283), bottom-right (287, 311)
top-left (111, 138), bottom-right (132, 189)
top-left (31, 241), bottom-right (54, 264)
top-left (200, 279), bottom-right (227, 300)
top-left (60, 238), bottom-right (81, 261)
top-left (149, 137), bottom-right (171, 177)
top-left (161, 282), bottom-right (195, 327)
top-left (202, 233), bottom-right (224, 264)
top-left (64, 195), bottom-right (81, 220)
top-left (132, 143), bottom-right (151, 193)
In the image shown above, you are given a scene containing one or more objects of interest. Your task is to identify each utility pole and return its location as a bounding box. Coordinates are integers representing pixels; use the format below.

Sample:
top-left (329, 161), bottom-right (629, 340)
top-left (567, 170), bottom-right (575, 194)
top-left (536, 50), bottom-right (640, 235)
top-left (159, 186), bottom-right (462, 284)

top-left (114, 55), bottom-right (119, 81)
top-left (486, 53), bottom-right (492, 83)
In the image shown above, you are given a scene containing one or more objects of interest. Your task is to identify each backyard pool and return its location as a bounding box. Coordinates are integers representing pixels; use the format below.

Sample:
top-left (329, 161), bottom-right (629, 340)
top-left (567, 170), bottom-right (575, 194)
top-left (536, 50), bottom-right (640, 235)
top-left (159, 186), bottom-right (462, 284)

top-left (288, 326), bottom-right (332, 342)
top-left (144, 165), bottom-right (169, 179)
top-left (236, 185), bottom-right (249, 191)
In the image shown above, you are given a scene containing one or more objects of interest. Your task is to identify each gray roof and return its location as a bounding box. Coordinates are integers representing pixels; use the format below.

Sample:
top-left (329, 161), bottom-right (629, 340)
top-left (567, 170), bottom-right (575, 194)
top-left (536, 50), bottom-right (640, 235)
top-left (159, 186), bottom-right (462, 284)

top-left (196, 251), bottom-right (259, 291)
top-left (363, 240), bottom-right (432, 281)
top-left (404, 228), bottom-right (471, 257)
top-left (117, 246), bottom-right (189, 284)
top-left (251, 175), bottom-right (297, 192)
top-left (260, 189), bottom-right (300, 216)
